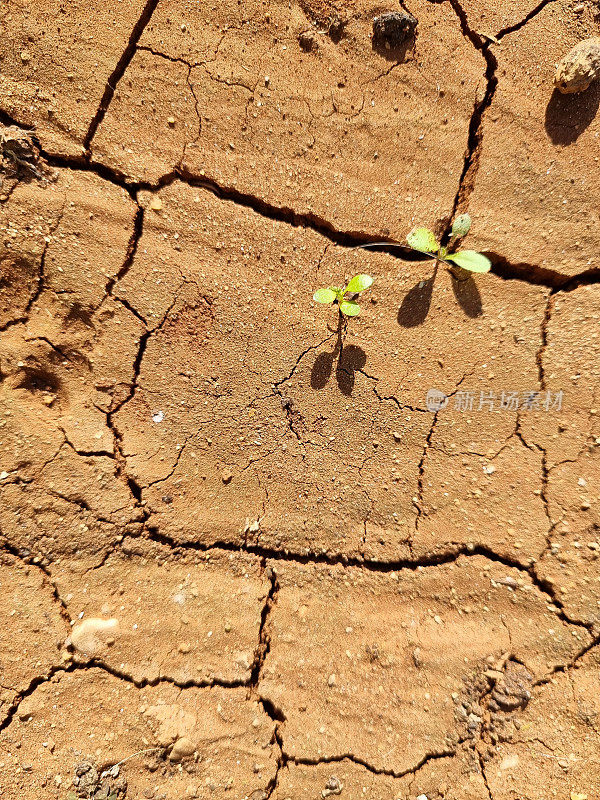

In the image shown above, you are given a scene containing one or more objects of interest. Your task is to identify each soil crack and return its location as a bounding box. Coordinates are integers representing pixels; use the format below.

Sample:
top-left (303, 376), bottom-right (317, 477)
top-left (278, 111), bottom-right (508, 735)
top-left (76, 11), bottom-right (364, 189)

top-left (83, 0), bottom-right (162, 151)
top-left (284, 747), bottom-right (457, 779)
top-left (12, 146), bottom-right (600, 292)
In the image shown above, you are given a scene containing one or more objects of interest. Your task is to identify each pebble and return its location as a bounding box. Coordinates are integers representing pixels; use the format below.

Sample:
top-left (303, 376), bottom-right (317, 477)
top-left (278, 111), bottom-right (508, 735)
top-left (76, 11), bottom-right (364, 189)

top-left (169, 737), bottom-right (195, 761)
top-left (555, 37), bottom-right (600, 93)
top-left (221, 468), bottom-right (233, 484)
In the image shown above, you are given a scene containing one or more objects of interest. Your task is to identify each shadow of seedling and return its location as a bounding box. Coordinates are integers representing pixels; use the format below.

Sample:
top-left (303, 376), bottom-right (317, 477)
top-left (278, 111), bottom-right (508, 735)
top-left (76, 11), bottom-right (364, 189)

top-left (397, 216), bottom-right (488, 327)
top-left (311, 313), bottom-right (367, 397)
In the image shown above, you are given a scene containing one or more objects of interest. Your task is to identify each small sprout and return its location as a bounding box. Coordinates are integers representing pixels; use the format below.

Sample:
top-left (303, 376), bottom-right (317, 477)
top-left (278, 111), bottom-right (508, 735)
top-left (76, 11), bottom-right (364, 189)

top-left (406, 213), bottom-right (491, 274)
top-left (313, 274), bottom-right (373, 317)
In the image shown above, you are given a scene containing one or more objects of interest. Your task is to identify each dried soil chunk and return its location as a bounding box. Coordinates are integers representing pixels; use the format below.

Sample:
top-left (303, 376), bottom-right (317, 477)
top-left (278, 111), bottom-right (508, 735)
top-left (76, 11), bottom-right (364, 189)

top-left (0, 671), bottom-right (277, 799)
top-left (0, 558), bottom-right (66, 719)
top-left (53, 543), bottom-right (268, 684)
top-left (467, 2), bottom-right (600, 277)
top-left (275, 753), bottom-right (490, 799)
top-left (94, 0), bottom-right (482, 237)
top-left (260, 557), bottom-right (588, 773)
top-left (484, 649), bottom-right (600, 799)
top-left (0, 0), bottom-right (151, 155)
top-left (520, 285), bottom-right (600, 627)
top-left (113, 181), bottom-right (550, 563)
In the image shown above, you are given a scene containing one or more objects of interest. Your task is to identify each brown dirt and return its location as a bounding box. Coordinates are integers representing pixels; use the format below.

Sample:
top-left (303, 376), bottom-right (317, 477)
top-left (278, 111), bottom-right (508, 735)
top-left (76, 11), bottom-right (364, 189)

top-left (1, 0), bottom-right (600, 799)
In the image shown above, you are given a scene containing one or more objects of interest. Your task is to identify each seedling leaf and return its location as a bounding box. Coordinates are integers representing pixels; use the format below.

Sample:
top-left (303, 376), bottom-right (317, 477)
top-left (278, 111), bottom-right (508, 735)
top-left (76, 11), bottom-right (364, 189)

top-left (345, 273), bottom-right (373, 294)
top-left (451, 213), bottom-right (472, 239)
top-left (313, 287), bottom-right (336, 303)
top-left (445, 249), bottom-right (491, 273)
top-left (339, 300), bottom-right (361, 316)
top-left (407, 227), bottom-right (439, 254)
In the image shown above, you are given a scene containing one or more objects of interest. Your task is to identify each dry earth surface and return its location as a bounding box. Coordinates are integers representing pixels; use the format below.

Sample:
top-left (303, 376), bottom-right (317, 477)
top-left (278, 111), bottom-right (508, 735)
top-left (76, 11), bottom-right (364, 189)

top-left (1, 0), bottom-right (600, 798)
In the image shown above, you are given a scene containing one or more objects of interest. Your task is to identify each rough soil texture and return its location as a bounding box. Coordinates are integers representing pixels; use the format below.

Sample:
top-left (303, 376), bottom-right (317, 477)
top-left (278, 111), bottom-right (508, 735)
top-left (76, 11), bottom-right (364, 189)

top-left (1, 0), bottom-right (600, 798)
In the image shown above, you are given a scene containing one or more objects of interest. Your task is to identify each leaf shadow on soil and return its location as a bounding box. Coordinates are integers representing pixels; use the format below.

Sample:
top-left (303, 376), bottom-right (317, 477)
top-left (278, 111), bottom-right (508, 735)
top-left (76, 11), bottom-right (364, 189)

top-left (451, 273), bottom-right (483, 318)
top-left (311, 314), bottom-right (366, 396)
top-left (397, 263), bottom-right (483, 327)
top-left (545, 83), bottom-right (600, 145)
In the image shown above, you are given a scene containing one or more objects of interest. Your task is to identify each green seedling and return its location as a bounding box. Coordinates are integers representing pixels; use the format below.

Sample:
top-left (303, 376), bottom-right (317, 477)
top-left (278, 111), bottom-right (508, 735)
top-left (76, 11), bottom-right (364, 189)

top-left (313, 273), bottom-right (374, 317)
top-left (406, 214), bottom-right (491, 274)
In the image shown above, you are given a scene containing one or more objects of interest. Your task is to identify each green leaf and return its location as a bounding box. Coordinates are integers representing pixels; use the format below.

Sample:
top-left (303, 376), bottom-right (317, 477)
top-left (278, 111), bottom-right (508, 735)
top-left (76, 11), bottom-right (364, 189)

top-left (313, 287), bottom-right (336, 304)
top-left (445, 249), bottom-right (491, 273)
top-left (407, 227), bottom-right (439, 254)
top-left (345, 274), bottom-right (373, 294)
top-left (339, 300), bottom-right (361, 317)
top-left (451, 213), bottom-right (472, 238)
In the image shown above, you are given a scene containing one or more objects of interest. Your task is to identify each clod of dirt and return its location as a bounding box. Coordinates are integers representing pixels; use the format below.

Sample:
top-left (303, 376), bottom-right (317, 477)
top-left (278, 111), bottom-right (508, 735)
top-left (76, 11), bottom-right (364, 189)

top-left (0, 124), bottom-right (44, 192)
top-left (70, 617), bottom-right (119, 657)
top-left (554, 37), bottom-right (600, 93)
top-left (322, 775), bottom-right (344, 797)
top-left (372, 11), bottom-right (417, 50)
top-left (72, 759), bottom-right (127, 799)
top-left (299, 31), bottom-right (317, 51)
top-left (73, 761), bottom-right (99, 796)
top-left (327, 16), bottom-right (346, 42)
top-left (168, 736), bottom-right (196, 762)
top-left (490, 662), bottom-right (534, 711)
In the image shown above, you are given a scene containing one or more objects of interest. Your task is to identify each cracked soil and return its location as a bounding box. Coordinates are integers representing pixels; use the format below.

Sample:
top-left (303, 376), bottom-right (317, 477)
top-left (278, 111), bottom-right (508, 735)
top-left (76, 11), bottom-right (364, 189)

top-left (1, 0), bottom-right (600, 798)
